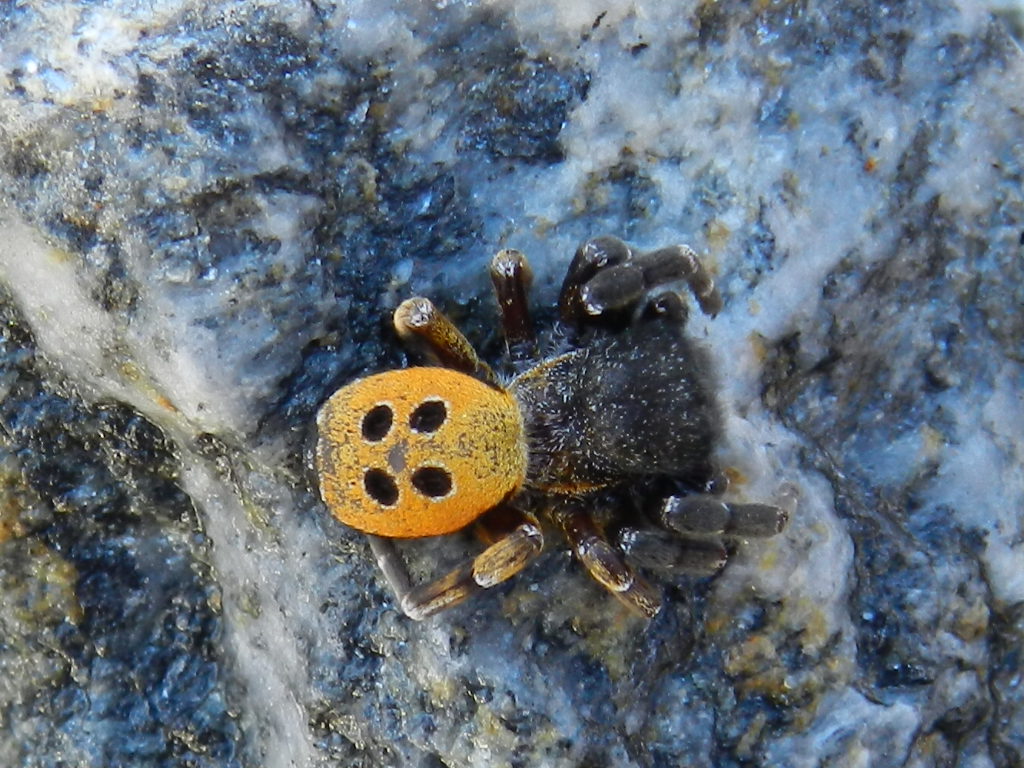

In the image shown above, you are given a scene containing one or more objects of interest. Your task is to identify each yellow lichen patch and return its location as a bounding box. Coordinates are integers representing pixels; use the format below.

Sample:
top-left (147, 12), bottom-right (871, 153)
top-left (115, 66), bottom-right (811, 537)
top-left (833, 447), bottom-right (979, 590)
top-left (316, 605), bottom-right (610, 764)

top-left (316, 367), bottom-right (527, 538)
top-left (725, 633), bottom-right (797, 700)
top-left (723, 634), bottom-right (783, 694)
top-left (572, 605), bottom-right (646, 683)
top-left (734, 711), bottom-right (767, 761)
top-left (718, 598), bottom-right (855, 730)
top-left (474, 705), bottom-right (518, 750)
top-left (120, 360), bottom-right (180, 414)
top-left (703, 611), bottom-right (731, 636)
top-left (722, 465), bottom-right (749, 489)
top-left (748, 331), bottom-right (768, 363)
top-left (0, 461), bottom-right (30, 543)
top-left (758, 545), bottom-right (780, 572)
top-left (91, 96), bottom-right (115, 113)
top-left (920, 423), bottom-right (945, 460)
top-left (704, 218), bottom-right (732, 254)
top-left (0, 496), bottom-right (26, 543)
top-left (0, 540), bottom-right (83, 696)
top-left (797, 601), bottom-right (831, 654)
top-left (28, 541), bottom-right (84, 626)
top-left (3, 540), bottom-right (84, 628)
top-left (951, 595), bottom-right (989, 642)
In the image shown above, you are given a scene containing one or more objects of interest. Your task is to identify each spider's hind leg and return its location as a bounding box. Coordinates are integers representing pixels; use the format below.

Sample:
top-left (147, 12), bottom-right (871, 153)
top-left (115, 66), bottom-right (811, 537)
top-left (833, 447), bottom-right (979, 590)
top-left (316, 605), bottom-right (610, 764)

top-left (639, 288), bottom-right (690, 328)
top-left (617, 475), bottom-right (788, 575)
top-left (639, 243), bottom-right (723, 316)
top-left (550, 500), bottom-right (663, 618)
top-left (368, 506), bottom-right (544, 620)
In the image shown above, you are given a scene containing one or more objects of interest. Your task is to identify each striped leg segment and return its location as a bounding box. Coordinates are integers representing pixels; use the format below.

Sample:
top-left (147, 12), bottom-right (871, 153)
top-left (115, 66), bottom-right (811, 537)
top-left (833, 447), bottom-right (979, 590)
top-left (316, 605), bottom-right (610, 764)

top-left (558, 236), bottom-right (723, 328)
top-left (367, 509), bottom-right (543, 621)
top-left (656, 495), bottom-right (789, 539)
top-left (393, 297), bottom-right (499, 387)
top-left (551, 501), bottom-right (662, 619)
top-left (616, 527), bottom-right (727, 574)
top-left (489, 249), bottom-right (539, 368)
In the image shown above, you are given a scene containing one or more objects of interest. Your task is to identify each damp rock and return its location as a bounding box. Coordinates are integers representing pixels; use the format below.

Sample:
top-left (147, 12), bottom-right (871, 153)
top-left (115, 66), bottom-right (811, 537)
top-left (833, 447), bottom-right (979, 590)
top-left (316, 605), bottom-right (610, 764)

top-left (1, 1), bottom-right (1022, 767)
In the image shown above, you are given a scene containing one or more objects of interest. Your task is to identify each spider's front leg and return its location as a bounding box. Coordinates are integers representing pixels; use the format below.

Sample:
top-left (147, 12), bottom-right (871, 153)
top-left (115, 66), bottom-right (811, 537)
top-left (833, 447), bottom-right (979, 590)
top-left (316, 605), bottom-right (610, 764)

top-left (489, 249), bottom-right (539, 369)
top-left (550, 500), bottom-right (662, 618)
top-left (393, 297), bottom-right (499, 387)
top-left (558, 235), bottom-right (723, 329)
top-left (368, 506), bottom-right (544, 620)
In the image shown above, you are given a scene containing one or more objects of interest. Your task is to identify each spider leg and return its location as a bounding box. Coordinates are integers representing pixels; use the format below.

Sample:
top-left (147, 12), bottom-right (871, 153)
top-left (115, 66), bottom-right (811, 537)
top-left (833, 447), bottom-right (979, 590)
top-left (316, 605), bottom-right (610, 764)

top-left (620, 482), bottom-right (790, 575)
top-left (550, 501), bottom-right (662, 618)
top-left (367, 507), bottom-right (543, 621)
top-left (655, 494), bottom-right (789, 539)
top-left (393, 297), bottom-right (499, 387)
top-left (638, 288), bottom-right (689, 327)
top-left (636, 244), bottom-right (723, 316)
top-left (558, 236), bottom-right (723, 328)
top-left (489, 249), bottom-right (539, 369)
top-left (616, 527), bottom-right (727, 575)
top-left (558, 235), bottom-right (634, 325)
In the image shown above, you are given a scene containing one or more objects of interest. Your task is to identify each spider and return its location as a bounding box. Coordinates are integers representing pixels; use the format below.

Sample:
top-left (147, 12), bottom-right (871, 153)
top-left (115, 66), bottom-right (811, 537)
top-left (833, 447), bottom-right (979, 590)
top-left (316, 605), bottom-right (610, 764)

top-left (316, 236), bottom-right (788, 620)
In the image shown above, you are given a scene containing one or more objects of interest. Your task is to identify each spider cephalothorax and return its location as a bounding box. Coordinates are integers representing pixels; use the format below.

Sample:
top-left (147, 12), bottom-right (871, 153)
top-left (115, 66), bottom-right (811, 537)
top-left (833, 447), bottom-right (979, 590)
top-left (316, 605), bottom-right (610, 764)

top-left (316, 236), bottom-right (788, 619)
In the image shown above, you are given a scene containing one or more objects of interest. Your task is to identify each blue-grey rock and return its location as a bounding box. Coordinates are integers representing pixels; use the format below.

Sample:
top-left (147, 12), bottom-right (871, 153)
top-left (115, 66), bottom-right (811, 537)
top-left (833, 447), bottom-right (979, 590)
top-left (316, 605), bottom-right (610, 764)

top-left (1, 1), bottom-right (1022, 767)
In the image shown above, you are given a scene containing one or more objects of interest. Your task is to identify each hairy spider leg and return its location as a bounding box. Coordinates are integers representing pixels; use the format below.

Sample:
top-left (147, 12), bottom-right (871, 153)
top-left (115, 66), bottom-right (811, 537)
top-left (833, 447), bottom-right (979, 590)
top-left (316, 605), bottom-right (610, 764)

top-left (550, 501), bottom-right (662, 618)
top-left (558, 235), bottom-right (723, 328)
top-left (394, 297), bottom-right (499, 387)
top-left (489, 248), bottom-right (540, 369)
top-left (367, 507), bottom-right (543, 620)
top-left (616, 527), bottom-right (728, 574)
top-left (656, 495), bottom-right (790, 539)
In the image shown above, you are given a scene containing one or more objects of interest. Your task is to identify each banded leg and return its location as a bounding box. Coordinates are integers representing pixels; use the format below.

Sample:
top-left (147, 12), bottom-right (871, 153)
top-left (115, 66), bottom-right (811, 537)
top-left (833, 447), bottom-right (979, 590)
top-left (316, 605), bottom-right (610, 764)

top-left (558, 236), bottom-right (723, 328)
top-left (393, 297), bottom-right (499, 387)
top-left (367, 507), bottom-right (543, 620)
top-left (616, 527), bottom-right (727, 574)
top-left (558, 235), bottom-right (632, 325)
top-left (489, 249), bottom-right (539, 368)
top-left (655, 495), bottom-right (789, 539)
top-left (551, 501), bottom-right (662, 618)
top-left (636, 244), bottom-right (722, 316)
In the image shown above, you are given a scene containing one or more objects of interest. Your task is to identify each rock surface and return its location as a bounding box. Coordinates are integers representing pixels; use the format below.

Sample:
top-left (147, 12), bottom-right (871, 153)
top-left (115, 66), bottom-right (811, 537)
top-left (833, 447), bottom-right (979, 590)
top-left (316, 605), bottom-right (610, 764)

top-left (1, 1), bottom-right (1022, 766)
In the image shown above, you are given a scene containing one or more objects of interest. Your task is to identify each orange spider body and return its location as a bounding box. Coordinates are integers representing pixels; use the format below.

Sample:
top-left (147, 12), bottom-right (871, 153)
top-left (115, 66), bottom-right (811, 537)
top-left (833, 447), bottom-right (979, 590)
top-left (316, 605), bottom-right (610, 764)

top-left (316, 367), bottom-right (526, 538)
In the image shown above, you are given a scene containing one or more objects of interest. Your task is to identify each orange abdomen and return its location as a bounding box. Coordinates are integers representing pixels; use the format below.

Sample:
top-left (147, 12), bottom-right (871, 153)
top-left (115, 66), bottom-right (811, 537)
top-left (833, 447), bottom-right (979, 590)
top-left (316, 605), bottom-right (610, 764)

top-left (316, 367), bottom-right (528, 538)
